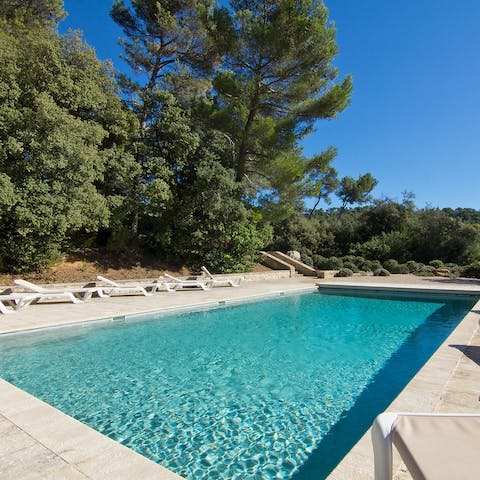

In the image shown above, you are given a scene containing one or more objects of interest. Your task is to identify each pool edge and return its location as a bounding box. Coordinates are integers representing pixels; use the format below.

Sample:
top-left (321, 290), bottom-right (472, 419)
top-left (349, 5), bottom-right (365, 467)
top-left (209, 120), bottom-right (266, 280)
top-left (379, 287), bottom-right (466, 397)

top-left (326, 293), bottom-right (480, 480)
top-left (1, 280), bottom-right (479, 479)
top-left (0, 284), bottom-right (318, 480)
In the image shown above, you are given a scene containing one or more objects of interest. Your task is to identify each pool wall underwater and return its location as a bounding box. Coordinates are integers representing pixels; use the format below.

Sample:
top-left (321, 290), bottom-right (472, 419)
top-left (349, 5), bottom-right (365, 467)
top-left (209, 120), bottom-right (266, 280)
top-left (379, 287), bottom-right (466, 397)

top-left (0, 284), bottom-right (479, 480)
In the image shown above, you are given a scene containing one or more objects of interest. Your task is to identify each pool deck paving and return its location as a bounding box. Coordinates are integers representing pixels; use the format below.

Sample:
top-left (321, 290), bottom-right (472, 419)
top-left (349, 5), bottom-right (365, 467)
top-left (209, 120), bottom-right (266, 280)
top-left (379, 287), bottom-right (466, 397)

top-left (0, 274), bottom-right (479, 479)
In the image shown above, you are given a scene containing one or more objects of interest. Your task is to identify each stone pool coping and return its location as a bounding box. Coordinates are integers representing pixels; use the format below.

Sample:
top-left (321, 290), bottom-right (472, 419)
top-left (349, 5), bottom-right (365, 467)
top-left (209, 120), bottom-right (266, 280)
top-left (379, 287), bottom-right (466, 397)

top-left (321, 279), bottom-right (480, 480)
top-left (0, 275), bottom-right (479, 479)
top-left (0, 277), bottom-right (318, 479)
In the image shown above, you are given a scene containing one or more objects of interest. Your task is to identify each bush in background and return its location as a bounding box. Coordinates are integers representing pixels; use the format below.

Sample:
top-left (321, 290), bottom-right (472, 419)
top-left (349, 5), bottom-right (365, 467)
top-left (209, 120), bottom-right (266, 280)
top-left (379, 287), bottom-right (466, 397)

top-left (374, 268), bottom-right (390, 276)
top-left (462, 262), bottom-right (480, 278)
top-left (335, 268), bottom-right (353, 277)
top-left (315, 256), bottom-right (343, 270)
top-left (342, 261), bottom-right (359, 273)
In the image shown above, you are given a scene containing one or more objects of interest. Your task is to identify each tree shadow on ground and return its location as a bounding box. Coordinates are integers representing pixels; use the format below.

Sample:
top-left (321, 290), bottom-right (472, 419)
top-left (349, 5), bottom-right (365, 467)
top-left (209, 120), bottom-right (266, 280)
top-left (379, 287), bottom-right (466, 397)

top-left (449, 344), bottom-right (480, 368)
top-left (292, 300), bottom-right (475, 480)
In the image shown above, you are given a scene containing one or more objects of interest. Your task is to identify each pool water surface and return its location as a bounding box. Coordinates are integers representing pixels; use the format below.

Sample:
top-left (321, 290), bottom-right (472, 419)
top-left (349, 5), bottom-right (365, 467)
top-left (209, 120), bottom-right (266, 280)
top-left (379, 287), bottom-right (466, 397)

top-left (0, 290), bottom-right (476, 479)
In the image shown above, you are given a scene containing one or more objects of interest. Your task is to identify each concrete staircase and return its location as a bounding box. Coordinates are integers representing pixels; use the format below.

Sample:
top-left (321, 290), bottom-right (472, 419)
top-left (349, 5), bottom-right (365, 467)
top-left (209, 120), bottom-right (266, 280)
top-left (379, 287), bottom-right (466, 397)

top-left (260, 251), bottom-right (318, 277)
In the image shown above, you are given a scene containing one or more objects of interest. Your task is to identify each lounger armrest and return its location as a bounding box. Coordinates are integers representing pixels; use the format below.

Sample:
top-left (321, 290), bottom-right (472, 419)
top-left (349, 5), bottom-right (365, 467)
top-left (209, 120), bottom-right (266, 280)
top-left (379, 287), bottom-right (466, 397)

top-left (372, 413), bottom-right (398, 480)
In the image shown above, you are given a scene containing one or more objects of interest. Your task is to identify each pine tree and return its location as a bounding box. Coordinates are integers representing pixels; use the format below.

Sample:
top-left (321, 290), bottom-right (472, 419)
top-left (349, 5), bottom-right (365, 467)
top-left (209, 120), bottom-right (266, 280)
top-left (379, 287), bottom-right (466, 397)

top-left (110, 0), bottom-right (220, 234)
top-left (210, 0), bottom-right (352, 203)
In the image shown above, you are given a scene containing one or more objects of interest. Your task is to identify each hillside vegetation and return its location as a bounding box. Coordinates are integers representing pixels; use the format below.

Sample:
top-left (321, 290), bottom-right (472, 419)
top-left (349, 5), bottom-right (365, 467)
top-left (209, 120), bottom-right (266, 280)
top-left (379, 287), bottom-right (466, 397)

top-left (0, 1), bottom-right (479, 278)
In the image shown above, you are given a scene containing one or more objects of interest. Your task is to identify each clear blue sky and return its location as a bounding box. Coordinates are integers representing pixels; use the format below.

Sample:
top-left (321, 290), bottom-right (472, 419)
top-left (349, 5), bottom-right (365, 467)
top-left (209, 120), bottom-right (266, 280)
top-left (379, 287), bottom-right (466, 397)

top-left (60, 0), bottom-right (480, 209)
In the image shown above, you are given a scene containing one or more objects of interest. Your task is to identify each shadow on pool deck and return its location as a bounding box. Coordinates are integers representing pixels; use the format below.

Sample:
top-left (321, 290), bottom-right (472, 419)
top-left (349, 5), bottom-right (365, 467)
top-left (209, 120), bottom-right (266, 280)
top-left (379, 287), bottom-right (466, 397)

top-left (449, 344), bottom-right (480, 368)
top-left (293, 301), bottom-right (474, 480)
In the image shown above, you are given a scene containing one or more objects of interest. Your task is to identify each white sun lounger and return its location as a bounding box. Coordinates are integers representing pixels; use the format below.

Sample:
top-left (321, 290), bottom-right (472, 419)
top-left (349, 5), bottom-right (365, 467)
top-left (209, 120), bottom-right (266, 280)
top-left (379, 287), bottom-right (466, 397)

top-left (0, 292), bottom-right (43, 314)
top-left (201, 266), bottom-right (244, 287)
top-left (162, 273), bottom-right (211, 292)
top-left (96, 275), bottom-right (159, 296)
top-left (14, 279), bottom-right (104, 303)
top-left (372, 412), bottom-right (480, 480)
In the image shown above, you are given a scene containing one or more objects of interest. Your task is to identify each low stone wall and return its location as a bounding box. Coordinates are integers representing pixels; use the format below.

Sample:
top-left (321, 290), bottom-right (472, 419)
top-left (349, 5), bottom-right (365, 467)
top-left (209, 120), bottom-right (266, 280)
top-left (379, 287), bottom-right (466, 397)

top-left (231, 270), bottom-right (292, 282)
top-left (317, 270), bottom-right (340, 279)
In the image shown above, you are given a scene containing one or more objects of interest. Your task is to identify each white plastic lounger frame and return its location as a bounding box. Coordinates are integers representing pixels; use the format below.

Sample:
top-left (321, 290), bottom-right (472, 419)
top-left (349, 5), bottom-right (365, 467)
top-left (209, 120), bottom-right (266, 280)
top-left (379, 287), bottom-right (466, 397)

top-left (0, 292), bottom-right (42, 314)
top-left (96, 275), bottom-right (158, 296)
top-left (372, 412), bottom-right (480, 480)
top-left (163, 273), bottom-right (211, 292)
top-left (201, 266), bottom-right (244, 287)
top-left (13, 279), bottom-right (100, 303)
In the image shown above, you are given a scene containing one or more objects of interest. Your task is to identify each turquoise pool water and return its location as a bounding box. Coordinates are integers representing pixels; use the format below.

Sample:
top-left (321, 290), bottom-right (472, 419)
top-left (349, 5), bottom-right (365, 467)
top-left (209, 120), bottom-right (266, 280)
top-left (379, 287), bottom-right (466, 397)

top-left (0, 290), bottom-right (476, 479)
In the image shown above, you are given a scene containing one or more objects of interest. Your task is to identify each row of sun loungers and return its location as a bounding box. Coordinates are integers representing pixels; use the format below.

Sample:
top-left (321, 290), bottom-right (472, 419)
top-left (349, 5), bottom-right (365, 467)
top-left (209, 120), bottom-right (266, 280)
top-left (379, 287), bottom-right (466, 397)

top-left (0, 267), bottom-right (244, 314)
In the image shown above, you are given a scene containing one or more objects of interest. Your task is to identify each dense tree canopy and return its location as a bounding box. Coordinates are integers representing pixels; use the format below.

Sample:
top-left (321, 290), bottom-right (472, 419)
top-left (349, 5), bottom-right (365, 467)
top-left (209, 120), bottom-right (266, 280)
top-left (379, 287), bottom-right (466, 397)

top-left (0, 4), bottom-right (132, 271)
top-left (0, 0), bottom-right (478, 275)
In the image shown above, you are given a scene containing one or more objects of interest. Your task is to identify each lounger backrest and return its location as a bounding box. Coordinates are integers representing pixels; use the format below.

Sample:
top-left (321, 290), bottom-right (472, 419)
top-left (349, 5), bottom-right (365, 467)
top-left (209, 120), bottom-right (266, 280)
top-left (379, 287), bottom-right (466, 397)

top-left (201, 266), bottom-right (214, 279)
top-left (164, 273), bottom-right (181, 282)
top-left (14, 279), bottom-right (49, 293)
top-left (96, 275), bottom-right (119, 287)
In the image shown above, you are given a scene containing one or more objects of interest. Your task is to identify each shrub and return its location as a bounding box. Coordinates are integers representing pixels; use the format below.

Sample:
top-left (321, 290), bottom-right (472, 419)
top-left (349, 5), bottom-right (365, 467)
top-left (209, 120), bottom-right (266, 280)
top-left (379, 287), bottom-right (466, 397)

top-left (397, 264), bottom-right (410, 274)
top-left (312, 255), bottom-right (326, 268)
top-left (302, 254), bottom-right (314, 266)
top-left (383, 259), bottom-right (410, 274)
top-left (350, 236), bottom-right (391, 262)
top-left (352, 256), bottom-right (367, 267)
top-left (449, 266), bottom-right (462, 278)
top-left (363, 260), bottom-right (382, 272)
top-left (413, 265), bottom-right (436, 276)
top-left (374, 268), bottom-right (390, 276)
top-left (342, 261), bottom-right (359, 273)
top-left (406, 260), bottom-right (425, 273)
top-left (316, 256), bottom-right (343, 270)
top-left (462, 262), bottom-right (480, 278)
top-left (383, 259), bottom-right (399, 272)
top-left (429, 259), bottom-right (444, 268)
top-left (335, 268), bottom-right (353, 277)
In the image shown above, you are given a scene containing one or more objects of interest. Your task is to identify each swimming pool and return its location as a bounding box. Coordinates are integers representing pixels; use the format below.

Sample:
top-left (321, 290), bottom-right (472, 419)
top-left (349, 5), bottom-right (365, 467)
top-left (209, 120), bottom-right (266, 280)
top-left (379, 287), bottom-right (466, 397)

top-left (0, 290), bottom-right (476, 479)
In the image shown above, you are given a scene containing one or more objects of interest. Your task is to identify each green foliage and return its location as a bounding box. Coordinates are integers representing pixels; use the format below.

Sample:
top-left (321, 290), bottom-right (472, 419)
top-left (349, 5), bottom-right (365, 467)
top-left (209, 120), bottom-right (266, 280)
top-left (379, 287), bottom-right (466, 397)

top-left (144, 133), bottom-right (273, 271)
top-left (350, 235), bottom-right (391, 262)
top-left (315, 256), bottom-right (343, 270)
top-left (413, 266), bottom-right (436, 276)
top-left (210, 0), bottom-right (352, 207)
top-left (0, 0), bottom-right (65, 28)
top-left (312, 255), bottom-right (326, 268)
top-left (301, 255), bottom-right (314, 267)
top-left (406, 261), bottom-right (424, 273)
top-left (383, 259), bottom-right (398, 271)
top-left (461, 262), bottom-right (480, 279)
top-left (0, 21), bottom-right (130, 271)
top-left (342, 261), bottom-right (359, 273)
top-left (335, 268), bottom-right (353, 277)
top-left (374, 268), bottom-right (390, 276)
top-left (268, 213), bottom-right (335, 257)
top-left (337, 173), bottom-right (378, 208)
top-left (110, 0), bottom-right (219, 233)
top-left (383, 259), bottom-right (410, 274)
top-left (3, 2), bottom-right (479, 277)
top-left (396, 264), bottom-right (410, 274)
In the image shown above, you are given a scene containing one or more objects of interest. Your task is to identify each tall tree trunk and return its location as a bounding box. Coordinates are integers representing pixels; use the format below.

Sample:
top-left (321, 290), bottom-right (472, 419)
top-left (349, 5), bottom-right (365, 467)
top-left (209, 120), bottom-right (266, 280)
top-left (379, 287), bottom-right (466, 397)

top-left (235, 80), bottom-right (260, 182)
